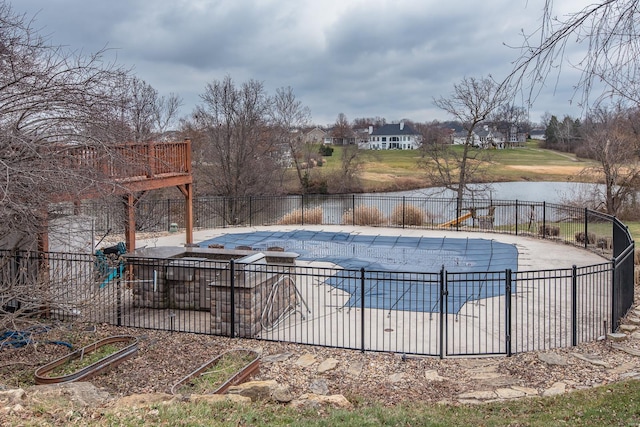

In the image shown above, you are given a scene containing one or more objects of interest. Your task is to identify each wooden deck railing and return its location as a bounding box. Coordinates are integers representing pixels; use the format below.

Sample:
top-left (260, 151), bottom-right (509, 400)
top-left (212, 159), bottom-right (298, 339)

top-left (65, 139), bottom-right (192, 181)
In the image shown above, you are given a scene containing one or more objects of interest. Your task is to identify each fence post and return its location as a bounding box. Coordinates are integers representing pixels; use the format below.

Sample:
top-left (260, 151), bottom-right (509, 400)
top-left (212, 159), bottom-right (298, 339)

top-left (230, 259), bottom-right (235, 338)
top-left (572, 265), bottom-right (578, 346)
top-left (515, 200), bottom-right (519, 236)
top-left (506, 268), bottom-right (512, 356)
top-left (402, 196), bottom-right (406, 229)
top-left (584, 208), bottom-right (588, 249)
top-left (455, 199), bottom-right (460, 232)
top-left (439, 265), bottom-right (446, 359)
top-left (301, 194), bottom-right (304, 225)
top-left (360, 267), bottom-right (366, 353)
top-left (116, 264), bottom-right (122, 327)
top-left (223, 198), bottom-right (227, 228)
top-left (611, 258), bottom-right (617, 334)
top-left (352, 194), bottom-right (356, 226)
top-left (542, 201), bottom-right (546, 238)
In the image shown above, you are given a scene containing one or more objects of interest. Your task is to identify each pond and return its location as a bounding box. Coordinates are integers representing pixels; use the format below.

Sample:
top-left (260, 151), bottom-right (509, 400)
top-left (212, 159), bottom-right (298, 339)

top-left (374, 181), bottom-right (603, 204)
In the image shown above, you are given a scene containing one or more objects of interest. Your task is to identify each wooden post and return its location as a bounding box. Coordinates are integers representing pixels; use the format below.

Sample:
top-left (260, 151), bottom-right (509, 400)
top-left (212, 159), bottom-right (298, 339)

top-left (184, 139), bottom-right (192, 174)
top-left (178, 183), bottom-right (194, 246)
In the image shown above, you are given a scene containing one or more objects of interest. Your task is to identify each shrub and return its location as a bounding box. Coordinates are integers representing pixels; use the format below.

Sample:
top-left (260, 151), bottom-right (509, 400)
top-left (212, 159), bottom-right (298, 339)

top-left (390, 204), bottom-right (426, 226)
top-left (318, 145), bottom-right (334, 156)
top-left (342, 206), bottom-right (384, 226)
top-left (575, 231), bottom-right (596, 244)
top-left (539, 225), bottom-right (560, 237)
top-left (278, 206), bottom-right (323, 225)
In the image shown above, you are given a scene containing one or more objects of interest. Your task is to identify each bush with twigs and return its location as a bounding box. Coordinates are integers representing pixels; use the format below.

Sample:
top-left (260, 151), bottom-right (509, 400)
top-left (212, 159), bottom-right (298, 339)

top-left (390, 204), bottom-right (428, 226)
top-left (277, 206), bottom-right (323, 225)
top-left (342, 206), bottom-right (385, 226)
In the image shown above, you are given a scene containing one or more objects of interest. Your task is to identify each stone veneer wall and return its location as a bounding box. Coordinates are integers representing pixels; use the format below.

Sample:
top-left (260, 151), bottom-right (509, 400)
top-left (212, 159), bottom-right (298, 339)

top-left (210, 265), bottom-right (297, 337)
top-left (126, 247), bottom-right (299, 337)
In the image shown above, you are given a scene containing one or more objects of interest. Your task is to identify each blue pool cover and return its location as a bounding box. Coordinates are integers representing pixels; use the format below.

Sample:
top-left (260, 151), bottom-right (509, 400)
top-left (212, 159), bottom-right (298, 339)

top-left (200, 230), bottom-right (518, 313)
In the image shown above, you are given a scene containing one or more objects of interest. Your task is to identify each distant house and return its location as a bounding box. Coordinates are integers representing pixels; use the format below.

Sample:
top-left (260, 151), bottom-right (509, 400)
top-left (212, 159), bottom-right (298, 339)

top-left (452, 125), bottom-right (506, 149)
top-left (303, 127), bottom-right (327, 144)
top-left (323, 127), bottom-right (356, 145)
top-left (367, 122), bottom-right (421, 150)
top-left (529, 128), bottom-right (546, 141)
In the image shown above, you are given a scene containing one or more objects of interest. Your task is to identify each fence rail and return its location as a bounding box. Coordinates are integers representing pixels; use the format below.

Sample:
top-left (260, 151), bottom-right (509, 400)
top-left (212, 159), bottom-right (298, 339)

top-left (5, 194), bottom-right (636, 357)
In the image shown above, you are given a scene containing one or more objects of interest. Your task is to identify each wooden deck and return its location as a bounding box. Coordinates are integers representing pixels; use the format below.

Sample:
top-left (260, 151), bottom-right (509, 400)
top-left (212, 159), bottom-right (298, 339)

top-left (66, 139), bottom-right (192, 191)
top-left (44, 139), bottom-right (194, 252)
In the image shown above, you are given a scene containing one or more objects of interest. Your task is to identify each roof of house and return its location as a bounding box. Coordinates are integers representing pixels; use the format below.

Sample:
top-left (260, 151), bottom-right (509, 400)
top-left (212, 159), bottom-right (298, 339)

top-left (370, 123), bottom-right (419, 136)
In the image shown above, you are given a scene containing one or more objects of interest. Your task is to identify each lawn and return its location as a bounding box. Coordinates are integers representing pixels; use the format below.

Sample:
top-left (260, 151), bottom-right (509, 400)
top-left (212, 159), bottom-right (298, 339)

top-left (41, 378), bottom-right (637, 426)
top-left (313, 141), bottom-right (598, 192)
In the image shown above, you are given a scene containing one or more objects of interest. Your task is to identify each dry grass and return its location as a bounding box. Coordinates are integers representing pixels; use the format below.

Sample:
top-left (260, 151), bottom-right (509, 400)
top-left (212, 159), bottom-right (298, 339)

top-left (390, 204), bottom-right (429, 226)
top-left (277, 206), bottom-right (323, 225)
top-left (342, 206), bottom-right (385, 226)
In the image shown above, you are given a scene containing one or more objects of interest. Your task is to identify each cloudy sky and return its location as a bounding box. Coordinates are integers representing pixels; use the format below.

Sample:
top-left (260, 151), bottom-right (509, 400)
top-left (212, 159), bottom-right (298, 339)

top-left (16, 0), bottom-right (588, 127)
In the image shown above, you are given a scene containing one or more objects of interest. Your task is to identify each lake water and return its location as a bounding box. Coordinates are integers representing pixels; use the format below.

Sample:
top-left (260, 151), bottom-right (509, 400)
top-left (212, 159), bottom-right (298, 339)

top-left (372, 181), bottom-right (603, 204)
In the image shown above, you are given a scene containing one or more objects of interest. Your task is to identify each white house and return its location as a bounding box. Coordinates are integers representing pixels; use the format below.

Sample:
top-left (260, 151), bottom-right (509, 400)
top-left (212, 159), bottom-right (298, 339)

top-left (452, 125), bottom-right (506, 149)
top-left (367, 122), bottom-right (421, 150)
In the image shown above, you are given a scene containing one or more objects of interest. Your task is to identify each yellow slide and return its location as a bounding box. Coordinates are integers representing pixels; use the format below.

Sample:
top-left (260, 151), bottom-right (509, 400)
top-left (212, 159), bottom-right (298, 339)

top-left (438, 211), bottom-right (473, 228)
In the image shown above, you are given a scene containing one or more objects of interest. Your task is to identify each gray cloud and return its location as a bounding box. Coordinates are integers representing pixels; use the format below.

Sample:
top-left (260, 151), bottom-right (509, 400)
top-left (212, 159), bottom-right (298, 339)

top-left (16, 0), bottom-right (587, 125)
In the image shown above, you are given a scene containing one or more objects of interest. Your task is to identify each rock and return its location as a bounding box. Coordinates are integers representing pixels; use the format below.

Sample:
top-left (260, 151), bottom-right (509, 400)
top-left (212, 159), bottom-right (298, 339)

top-left (295, 353), bottom-right (316, 367)
top-left (538, 353), bottom-right (568, 366)
top-left (271, 385), bottom-right (294, 403)
top-left (114, 393), bottom-right (176, 408)
top-left (470, 372), bottom-right (503, 380)
top-left (620, 372), bottom-right (640, 380)
top-left (607, 361), bottom-right (637, 374)
top-left (226, 380), bottom-right (278, 402)
top-left (457, 390), bottom-right (497, 400)
top-left (388, 373), bottom-right (405, 383)
top-left (28, 382), bottom-right (111, 408)
top-left (0, 389), bottom-right (25, 405)
top-left (424, 370), bottom-right (445, 381)
top-left (626, 317), bottom-right (640, 325)
top-left (262, 352), bottom-right (294, 363)
top-left (495, 388), bottom-right (527, 399)
top-left (510, 386), bottom-right (539, 396)
top-left (190, 394), bottom-right (251, 404)
top-left (611, 343), bottom-right (640, 357)
top-left (309, 379), bottom-right (329, 395)
top-left (607, 333), bottom-right (627, 341)
top-left (572, 353), bottom-right (610, 368)
top-left (632, 332), bottom-right (640, 340)
top-left (542, 382), bottom-right (566, 397)
top-left (317, 358), bottom-right (338, 373)
top-left (289, 393), bottom-right (352, 409)
top-left (347, 361), bottom-right (364, 376)
top-left (620, 324), bottom-right (638, 332)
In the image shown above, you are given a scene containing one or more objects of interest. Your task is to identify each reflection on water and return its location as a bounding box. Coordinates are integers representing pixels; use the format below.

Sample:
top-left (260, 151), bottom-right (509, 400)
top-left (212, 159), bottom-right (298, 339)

top-left (371, 181), bottom-right (603, 204)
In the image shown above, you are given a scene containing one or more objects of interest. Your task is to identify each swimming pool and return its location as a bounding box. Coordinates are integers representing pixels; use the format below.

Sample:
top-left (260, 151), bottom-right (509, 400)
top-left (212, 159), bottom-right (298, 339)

top-left (200, 230), bottom-right (518, 313)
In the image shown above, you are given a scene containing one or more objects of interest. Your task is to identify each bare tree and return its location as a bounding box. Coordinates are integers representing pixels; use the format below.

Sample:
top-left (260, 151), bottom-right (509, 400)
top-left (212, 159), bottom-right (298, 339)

top-left (193, 76), bottom-right (283, 223)
top-left (334, 144), bottom-right (363, 193)
top-left (0, 3), bottom-right (129, 248)
top-left (579, 106), bottom-right (640, 215)
top-left (271, 86), bottom-right (312, 192)
top-left (330, 113), bottom-right (354, 145)
top-left (108, 77), bottom-right (183, 143)
top-left (490, 104), bottom-right (531, 147)
top-left (509, 0), bottom-right (640, 109)
top-left (423, 76), bottom-right (509, 209)
top-left (0, 2), bottom-right (133, 326)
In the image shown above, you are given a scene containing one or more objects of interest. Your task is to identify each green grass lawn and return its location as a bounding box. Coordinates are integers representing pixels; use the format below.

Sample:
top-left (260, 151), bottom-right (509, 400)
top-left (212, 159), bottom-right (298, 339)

top-left (80, 379), bottom-right (639, 426)
top-left (314, 142), bottom-right (598, 191)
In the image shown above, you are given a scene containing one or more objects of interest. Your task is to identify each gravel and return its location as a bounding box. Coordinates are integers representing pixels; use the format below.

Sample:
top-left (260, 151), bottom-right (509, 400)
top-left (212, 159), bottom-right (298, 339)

top-left (1, 317), bottom-right (639, 405)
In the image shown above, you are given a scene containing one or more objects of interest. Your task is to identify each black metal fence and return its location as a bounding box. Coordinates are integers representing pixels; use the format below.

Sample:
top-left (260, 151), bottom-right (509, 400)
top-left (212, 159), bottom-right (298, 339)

top-left (6, 194), bottom-right (635, 357)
